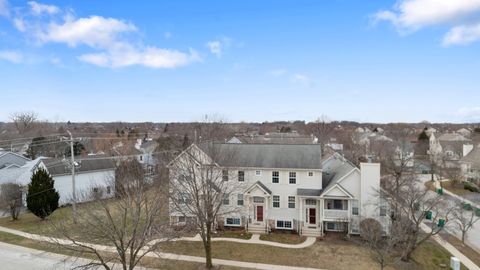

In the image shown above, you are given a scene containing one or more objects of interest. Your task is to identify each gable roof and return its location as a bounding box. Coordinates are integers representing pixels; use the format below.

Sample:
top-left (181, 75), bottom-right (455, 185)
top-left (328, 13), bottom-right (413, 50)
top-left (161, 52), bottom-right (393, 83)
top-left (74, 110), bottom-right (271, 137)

top-left (321, 153), bottom-right (357, 191)
top-left (321, 183), bottom-right (354, 198)
top-left (245, 181), bottom-right (272, 195)
top-left (0, 151), bottom-right (30, 169)
top-left (0, 158), bottom-right (44, 186)
top-left (196, 143), bottom-right (322, 169)
top-left (44, 158), bottom-right (116, 176)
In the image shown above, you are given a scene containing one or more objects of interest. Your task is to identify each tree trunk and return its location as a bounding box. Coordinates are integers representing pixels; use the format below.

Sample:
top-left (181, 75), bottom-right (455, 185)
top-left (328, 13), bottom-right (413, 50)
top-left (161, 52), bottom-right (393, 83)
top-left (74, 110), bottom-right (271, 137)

top-left (462, 231), bottom-right (466, 244)
top-left (205, 225), bottom-right (213, 269)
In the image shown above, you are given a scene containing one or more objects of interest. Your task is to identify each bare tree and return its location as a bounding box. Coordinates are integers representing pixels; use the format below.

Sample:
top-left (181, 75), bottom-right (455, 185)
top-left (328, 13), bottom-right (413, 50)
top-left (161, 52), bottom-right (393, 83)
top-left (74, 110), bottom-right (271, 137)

top-left (10, 111), bottom-right (38, 134)
top-left (50, 160), bottom-right (172, 270)
top-left (0, 183), bottom-right (23, 220)
top-left (169, 140), bottom-right (240, 268)
top-left (360, 218), bottom-right (403, 270)
top-left (381, 174), bottom-right (452, 261)
top-left (451, 201), bottom-right (480, 244)
top-left (309, 115), bottom-right (335, 155)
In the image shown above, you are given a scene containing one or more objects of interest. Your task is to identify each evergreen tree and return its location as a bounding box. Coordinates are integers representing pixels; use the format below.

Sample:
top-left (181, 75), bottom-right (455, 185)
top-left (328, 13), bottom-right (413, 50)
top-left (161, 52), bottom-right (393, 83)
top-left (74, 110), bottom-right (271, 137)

top-left (418, 130), bottom-right (429, 141)
top-left (65, 141), bottom-right (86, 157)
top-left (182, 133), bottom-right (190, 149)
top-left (27, 168), bottom-right (60, 220)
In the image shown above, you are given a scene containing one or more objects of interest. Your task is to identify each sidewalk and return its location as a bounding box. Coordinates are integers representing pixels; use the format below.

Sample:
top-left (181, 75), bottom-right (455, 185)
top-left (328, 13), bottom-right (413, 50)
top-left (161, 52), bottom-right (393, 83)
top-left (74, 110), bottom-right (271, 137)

top-left (160, 233), bottom-right (316, 249)
top-left (434, 180), bottom-right (480, 208)
top-left (420, 216), bottom-right (480, 270)
top-left (0, 226), bottom-right (323, 270)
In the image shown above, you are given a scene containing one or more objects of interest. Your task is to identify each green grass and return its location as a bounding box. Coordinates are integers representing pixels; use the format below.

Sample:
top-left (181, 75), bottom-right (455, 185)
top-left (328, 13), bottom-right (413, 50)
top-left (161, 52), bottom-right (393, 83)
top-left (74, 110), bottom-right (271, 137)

top-left (411, 240), bottom-right (468, 270)
top-left (259, 233), bottom-right (306, 244)
top-left (0, 207), bottom-right (70, 235)
top-left (213, 230), bottom-right (252, 240)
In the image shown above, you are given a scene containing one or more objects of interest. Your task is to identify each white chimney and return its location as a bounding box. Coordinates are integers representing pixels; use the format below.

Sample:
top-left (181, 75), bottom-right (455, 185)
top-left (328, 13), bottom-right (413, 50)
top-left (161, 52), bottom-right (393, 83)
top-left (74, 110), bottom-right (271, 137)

top-left (463, 144), bottom-right (474, 157)
top-left (360, 163), bottom-right (381, 218)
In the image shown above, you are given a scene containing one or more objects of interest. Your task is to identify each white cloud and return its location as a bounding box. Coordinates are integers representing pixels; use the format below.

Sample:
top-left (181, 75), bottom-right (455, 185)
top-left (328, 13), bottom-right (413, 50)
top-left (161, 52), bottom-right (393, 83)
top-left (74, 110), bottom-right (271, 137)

top-left (0, 50), bottom-right (23, 63)
top-left (0, 0), bottom-right (9, 17)
top-left (205, 37), bottom-right (232, 58)
top-left (457, 107), bottom-right (480, 122)
top-left (13, 18), bottom-right (26, 32)
top-left (292, 73), bottom-right (313, 87)
top-left (443, 23), bottom-right (480, 46)
top-left (373, 0), bottom-right (480, 45)
top-left (78, 44), bottom-right (200, 69)
top-left (164, 31), bottom-right (171, 39)
top-left (38, 16), bottom-right (137, 48)
top-left (28, 1), bottom-right (59, 16)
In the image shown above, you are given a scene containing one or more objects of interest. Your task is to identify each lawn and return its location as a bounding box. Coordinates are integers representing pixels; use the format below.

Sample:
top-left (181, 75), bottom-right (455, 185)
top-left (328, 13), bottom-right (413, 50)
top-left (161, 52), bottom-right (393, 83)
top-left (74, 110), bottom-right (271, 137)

top-left (426, 180), bottom-right (477, 197)
top-left (213, 230), bottom-right (252, 240)
top-left (439, 231), bottom-right (480, 267)
top-left (259, 232), bottom-right (306, 244)
top-left (0, 206), bottom-right (70, 236)
top-left (0, 231), bottom-right (246, 270)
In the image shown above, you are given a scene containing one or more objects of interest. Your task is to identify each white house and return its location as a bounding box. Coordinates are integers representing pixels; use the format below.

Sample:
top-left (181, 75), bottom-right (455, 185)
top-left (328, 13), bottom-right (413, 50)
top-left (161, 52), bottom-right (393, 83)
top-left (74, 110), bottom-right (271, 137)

top-left (168, 143), bottom-right (383, 236)
top-left (44, 158), bottom-right (116, 205)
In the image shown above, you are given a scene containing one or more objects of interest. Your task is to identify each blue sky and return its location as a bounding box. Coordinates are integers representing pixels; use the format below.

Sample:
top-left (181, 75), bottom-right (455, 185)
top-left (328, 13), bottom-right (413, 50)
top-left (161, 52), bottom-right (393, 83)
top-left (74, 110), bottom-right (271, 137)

top-left (0, 0), bottom-right (480, 123)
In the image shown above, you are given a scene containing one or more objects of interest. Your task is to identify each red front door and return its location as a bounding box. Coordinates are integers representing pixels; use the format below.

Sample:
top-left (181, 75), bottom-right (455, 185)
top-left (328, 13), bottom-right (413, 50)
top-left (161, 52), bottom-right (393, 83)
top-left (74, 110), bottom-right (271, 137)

top-left (256, 205), bottom-right (264, 222)
top-left (309, 208), bottom-right (316, 224)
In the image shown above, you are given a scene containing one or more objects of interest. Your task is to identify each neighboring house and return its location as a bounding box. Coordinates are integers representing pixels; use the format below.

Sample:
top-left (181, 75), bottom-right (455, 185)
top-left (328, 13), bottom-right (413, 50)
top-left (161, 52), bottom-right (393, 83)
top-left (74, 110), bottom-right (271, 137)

top-left (135, 139), bottom-right (159, 173)
top-left (43, 158), bottom-right (116, 205)
top-left (429, 132), bottom-right (472, 168)
top-left (168, 143), bottom-right (383, 237)
top-left (459, 144), bottom-right (480, 185)
top-left (227, 132), bottom-right (318, 144)
top-left (0, 156), bottom-right (47, 205)
top-left (0, 150), bottom-right (30, 169)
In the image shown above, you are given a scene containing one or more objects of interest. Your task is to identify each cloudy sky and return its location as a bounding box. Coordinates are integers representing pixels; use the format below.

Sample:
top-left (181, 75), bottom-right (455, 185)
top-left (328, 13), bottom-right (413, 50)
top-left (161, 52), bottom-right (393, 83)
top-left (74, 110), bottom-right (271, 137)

top-left (0, 0), bottom-right (479, 123)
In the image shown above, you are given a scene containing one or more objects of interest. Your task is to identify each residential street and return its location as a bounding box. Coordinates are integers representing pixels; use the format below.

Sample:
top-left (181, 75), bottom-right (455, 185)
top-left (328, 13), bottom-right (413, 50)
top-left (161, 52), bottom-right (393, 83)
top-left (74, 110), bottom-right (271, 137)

top-left (0, 241), bottom-right (88, 270)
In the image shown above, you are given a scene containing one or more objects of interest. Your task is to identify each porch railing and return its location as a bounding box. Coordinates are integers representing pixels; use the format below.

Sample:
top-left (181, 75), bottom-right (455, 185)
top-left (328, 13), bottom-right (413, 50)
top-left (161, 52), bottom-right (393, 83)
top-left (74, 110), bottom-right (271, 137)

top-left (324, 209), bottom-right (349, 219)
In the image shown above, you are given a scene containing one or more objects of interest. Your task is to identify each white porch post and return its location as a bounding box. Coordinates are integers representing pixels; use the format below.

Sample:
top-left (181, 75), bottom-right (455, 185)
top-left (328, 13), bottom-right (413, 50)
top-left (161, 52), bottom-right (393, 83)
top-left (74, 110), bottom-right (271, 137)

top-left (265, 196), bottom-right (269, 231)
top-left (299, 198), bottom-right (303, 233)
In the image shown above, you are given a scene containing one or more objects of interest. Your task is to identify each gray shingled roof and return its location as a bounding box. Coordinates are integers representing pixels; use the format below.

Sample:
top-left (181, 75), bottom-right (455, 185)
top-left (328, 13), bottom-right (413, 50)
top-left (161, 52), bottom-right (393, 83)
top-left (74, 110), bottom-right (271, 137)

top-left (297, 188), bottom-right (322, 196)
top-left (197, 143), bottom-right (322, 169)
top-left (321, 153), bottom-right (357, 192)
top-left (44, 158), bottom-right (116, 176)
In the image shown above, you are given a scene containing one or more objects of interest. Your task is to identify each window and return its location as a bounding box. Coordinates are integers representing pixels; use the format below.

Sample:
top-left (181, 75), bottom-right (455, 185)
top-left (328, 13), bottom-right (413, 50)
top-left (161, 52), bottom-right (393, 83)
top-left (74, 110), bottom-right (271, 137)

top-left (223, 194), bottom-right (229, 205)
top-left (237, 194), bottom-right (244, 206)
top-left (238, 171), bottom-right (245, 182)
top-left (380, 205), bottom-right (387, 216)
top-left (225, 217), bottom-right (241, 226)
top-left (178, 216), bottom-right (186, 223)
top-left (139, 155), bottom-right (143, 161)
top-left (352, 200), bottom-right (359, 216)
top-left (106, 186), bottom-right (111, 194)
top-left (305, 199), bottom-right (317, 205)
top-left (255, 170), bottom-right (261, 176)
top-left (253, 197), bottom-right (264, 203)
top-left (325, 199), bottom-right (347, 210)
top-left (288, 196), bottom-right (296, 208)
top-left (273, 195), bottom-right (280, 208)
top-left (308, 172), bottom-right (314, 177)
top-left (222, 170), bottom-right (229, 181)
top-left (272, 171), bottom-right (279, 183)
top-left (289, 172), bottom-right (296, 184)
top-left (93, 187), bottom-right (99, 193)
top-left (179, 193), bottom-right (191, 204)
top-left (325, 222), bottom-right (345, 231)
top-left (276, 220), bottom-right (293, 229)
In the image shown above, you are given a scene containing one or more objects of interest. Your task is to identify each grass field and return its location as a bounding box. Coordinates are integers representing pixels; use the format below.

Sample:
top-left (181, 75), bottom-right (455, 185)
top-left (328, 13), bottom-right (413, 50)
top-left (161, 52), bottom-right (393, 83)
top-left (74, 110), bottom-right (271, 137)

top-left (259, 233), bottom-right (306, 244)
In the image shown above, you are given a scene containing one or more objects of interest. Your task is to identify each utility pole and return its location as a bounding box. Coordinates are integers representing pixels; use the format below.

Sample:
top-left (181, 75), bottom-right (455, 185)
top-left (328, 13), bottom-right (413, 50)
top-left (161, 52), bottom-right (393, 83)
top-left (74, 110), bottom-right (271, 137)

top-left (67, 130), bottom-right (77, 222)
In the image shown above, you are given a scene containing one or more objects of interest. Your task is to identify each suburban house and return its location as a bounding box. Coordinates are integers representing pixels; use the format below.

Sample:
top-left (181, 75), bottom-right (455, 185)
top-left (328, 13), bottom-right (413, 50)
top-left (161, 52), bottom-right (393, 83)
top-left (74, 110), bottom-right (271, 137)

top-left (168, 143), bottom-right (383, 236)
top-left (227, 132), bottom-right (318, 144)
top-left (0, 150), bottom-right (116, 206)
top-left (429, 132), bottom-right (472, 168)
top-left (43, 158), bottom-right (116, 205)
top-left (459, 144), bottom-right (480, 185)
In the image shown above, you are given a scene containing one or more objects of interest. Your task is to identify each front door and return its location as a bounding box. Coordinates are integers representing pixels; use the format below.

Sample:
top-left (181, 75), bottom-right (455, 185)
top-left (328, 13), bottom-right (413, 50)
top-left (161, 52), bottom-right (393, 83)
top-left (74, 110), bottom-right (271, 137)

top-left (308, 208), bottom-right (316, 225)
top-left (256, 205), bottom-right (264, 222)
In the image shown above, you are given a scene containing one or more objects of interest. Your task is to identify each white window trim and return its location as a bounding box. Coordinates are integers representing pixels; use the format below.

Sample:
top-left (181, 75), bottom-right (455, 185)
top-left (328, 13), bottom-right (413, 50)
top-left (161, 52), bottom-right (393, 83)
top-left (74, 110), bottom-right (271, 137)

top-left (255, 170), bottom-right (262, 176)
top-left (225, 217), bottom-right (242, 227)
top-left (288, 172), bottom-right (297, 185)
top-left (288, 196), bottom-right (296, 209)
top-left (276, 219), bottom-right (293, 230)
top-left (272, 195), bottom-right (280, 208)
top-left (308, 171), bottom-right (314, 177)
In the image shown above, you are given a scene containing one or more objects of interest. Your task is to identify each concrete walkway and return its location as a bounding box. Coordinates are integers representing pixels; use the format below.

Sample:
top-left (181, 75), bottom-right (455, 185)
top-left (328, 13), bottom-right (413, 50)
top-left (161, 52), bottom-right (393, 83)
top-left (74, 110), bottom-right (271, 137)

top-left (162, 233), bottom-right (316, 249)
top-left (0, 226), bottom-right (323, 270)
top-left (434, 180), bottom-right (480, 208)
